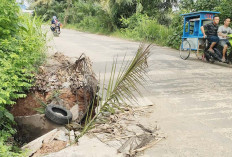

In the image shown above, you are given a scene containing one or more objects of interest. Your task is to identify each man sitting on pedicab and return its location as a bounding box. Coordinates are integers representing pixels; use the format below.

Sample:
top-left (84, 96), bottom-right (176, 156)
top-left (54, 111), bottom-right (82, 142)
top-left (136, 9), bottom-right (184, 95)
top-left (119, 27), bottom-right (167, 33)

top-left (218, 18), bottom-right (232, 62)
top-left (201, 16), bottom-right (220, 59)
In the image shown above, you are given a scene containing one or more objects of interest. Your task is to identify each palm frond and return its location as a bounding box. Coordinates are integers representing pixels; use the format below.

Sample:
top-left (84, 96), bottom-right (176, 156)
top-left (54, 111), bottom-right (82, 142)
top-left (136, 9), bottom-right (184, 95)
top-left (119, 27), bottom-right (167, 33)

top-left (106, 43), bottom-right (151, 105)
top-left (76, 44), bottom-right (152, 141)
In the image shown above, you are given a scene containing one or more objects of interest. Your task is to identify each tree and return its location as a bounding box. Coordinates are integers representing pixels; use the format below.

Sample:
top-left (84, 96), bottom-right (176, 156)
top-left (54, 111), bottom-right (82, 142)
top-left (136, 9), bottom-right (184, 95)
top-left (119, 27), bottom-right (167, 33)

top-left (216, 0), bottom-right (232, 22)
top-left (63, 0), bottom-right (72, 25)
top-left (179, 0), bottom-right (221, 12)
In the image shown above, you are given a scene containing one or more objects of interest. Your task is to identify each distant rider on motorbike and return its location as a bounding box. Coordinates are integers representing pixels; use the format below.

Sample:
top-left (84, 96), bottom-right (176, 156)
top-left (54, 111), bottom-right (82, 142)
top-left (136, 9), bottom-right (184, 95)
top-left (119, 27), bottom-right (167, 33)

top-left (51, 16), bottom-right (60, 32)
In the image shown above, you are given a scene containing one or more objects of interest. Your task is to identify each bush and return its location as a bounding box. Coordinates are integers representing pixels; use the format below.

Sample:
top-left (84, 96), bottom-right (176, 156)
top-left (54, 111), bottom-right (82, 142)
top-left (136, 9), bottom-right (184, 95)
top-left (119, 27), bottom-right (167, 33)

top-left (167, 12), bottom-right (184, 49)
top-left (0, 0), bottom-right (47, 155)
top-left (216, 0), bottom-right (232, 22)
top-left (0, 0), bottom-right (20, 38)
top-left (71, 1), bottom-right (115, 33)
top-left (0, 15), bottom-right (46, 106)
top-left (120, 13), bottom-right (172, 45)
top-left (34, 1), bottom-right (67, 22)
top-left (0, 139), bottom-right (25, 157)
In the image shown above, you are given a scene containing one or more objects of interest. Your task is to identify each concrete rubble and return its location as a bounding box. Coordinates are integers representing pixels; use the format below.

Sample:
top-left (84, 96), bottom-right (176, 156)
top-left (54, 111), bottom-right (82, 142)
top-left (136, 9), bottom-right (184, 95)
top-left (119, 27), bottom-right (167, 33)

top-left (22, 127), bottom-right (75, 157)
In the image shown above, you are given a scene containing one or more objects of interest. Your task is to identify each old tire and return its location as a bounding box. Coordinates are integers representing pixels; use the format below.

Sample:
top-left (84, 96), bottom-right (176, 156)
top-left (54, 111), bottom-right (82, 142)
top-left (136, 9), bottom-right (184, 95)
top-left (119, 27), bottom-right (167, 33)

top-left (45, 105), bottom-right (72, 125)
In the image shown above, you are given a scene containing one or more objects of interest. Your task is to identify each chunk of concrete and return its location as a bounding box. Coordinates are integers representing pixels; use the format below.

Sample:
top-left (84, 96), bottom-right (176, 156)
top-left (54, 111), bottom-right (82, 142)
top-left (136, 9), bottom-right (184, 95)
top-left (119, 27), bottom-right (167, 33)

top-left (43, 136), bottom-right (123, 157)
top-left (55, 130), bottom-right (69, 142)
top-left (22, 129), bottom-right (58, 156)
top-left (70, 105), bottom-right (79, 121)
top-left (22, 127), bottom-right (73, 157)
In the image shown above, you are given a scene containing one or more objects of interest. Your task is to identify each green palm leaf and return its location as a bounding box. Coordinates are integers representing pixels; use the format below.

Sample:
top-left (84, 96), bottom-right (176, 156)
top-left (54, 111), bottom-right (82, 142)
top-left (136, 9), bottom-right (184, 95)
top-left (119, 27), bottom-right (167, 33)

top-left (76, 44), bottom-right (152, 141)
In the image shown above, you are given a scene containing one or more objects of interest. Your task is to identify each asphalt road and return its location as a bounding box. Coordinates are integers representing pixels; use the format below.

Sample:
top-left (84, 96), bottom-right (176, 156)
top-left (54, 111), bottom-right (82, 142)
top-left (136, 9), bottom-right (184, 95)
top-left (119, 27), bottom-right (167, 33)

top-left (51, 29), bottom-right (232, 157)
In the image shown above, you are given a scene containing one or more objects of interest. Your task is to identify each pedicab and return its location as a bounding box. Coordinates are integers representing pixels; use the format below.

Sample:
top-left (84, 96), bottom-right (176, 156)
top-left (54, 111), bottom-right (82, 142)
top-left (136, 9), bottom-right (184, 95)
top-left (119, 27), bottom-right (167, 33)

top-left (179, 11), bottom-right (232, 63)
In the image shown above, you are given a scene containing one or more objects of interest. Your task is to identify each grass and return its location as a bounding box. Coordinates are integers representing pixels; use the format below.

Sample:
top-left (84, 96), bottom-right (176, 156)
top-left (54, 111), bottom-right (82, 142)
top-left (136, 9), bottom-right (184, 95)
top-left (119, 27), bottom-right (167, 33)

top-left (63, 20), bottom-right (174, 48)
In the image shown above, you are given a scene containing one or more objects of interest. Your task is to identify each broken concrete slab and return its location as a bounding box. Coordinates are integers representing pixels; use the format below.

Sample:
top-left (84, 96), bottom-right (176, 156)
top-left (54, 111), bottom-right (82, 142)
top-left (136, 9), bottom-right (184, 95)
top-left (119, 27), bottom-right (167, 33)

top-left (43, 136), bottom-right (123, 157)
top-left (22, 129), bottom-right (58, 156)
top-left (22, 126), bottom-right (122, 157)
top-left (54, 130), bottom-right (68, 142)
top-left (22, 127), bottom-right (74, 157)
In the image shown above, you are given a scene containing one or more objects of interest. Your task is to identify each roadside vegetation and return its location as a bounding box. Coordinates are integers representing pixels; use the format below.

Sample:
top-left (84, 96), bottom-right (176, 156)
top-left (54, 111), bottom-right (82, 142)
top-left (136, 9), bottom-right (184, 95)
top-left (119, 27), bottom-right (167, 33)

top-left (33, 0), bottom-right (232, 49)
top-left (0, 0), bottom-right (46, 156)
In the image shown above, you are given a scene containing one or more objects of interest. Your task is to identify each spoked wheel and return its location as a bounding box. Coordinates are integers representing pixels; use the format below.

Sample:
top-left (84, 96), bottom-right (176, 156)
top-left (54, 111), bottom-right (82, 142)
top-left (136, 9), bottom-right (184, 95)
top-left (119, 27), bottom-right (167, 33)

top-left (179, 39), bottom-right (191, 60)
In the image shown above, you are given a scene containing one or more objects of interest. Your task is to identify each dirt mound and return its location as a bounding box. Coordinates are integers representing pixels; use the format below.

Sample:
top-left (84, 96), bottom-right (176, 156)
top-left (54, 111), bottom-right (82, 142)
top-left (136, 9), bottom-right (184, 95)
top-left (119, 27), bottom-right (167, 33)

top-left (11, 52), bottom-right (98, 122)
top-left (11, 92), bottom-right (46, 117)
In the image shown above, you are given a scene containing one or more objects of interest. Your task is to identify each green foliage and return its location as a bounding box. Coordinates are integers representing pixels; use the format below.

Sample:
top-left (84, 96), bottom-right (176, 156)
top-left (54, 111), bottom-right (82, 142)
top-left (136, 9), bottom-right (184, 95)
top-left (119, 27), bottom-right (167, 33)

top-left (179, 0), bottom-right (195, 12)
top-left (0, 0), bottom-right (20, 38)
top-left (0, 139), bottom-right (25, 157)
top-left (72, 1), bottom-right (115, 33)
top-left (120, 14), bottom-right (172, 45)
top-left (34, 0), bottom-right (67, 22)
top-left (34, 0), bottom-right (176, 27)
top-left (0, 0), bottom-right (47, 156)
top-left (0, 106), bottom-right (16, 139)
top-left (167, 12), bottom-right (184, 49)
top-left (0, 14), bottom-right (46, 106)
top-left (34, 0), bottom-right (232, 49)
top-left (33, 99), bottom-right (47, 114)
top-left (0, 106), bottom-right (23, 156)
top-left (194, 0), bottom-right (220, 11)
top-left (216, 0), bottom-right (232, 22)
top-left (179, 0), bottom-right (220, 12)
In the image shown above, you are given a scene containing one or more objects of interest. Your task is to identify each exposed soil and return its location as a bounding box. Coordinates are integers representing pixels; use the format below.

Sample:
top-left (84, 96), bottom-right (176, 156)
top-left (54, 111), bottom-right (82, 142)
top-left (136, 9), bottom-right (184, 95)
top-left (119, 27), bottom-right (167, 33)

top-left (11, 92), bottom-right (46, 116)
top-left (32, 140), bottom-right (67, 157)
top-left (10, 52), bottom-right (98, 123)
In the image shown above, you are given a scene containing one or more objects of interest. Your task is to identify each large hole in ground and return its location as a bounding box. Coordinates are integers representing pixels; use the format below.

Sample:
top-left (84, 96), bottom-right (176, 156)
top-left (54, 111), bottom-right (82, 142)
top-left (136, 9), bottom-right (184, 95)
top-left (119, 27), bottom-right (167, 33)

top-left (10, 53), bottom-right (99, 149)
top-left (11, 91), bottom-right (97, 147)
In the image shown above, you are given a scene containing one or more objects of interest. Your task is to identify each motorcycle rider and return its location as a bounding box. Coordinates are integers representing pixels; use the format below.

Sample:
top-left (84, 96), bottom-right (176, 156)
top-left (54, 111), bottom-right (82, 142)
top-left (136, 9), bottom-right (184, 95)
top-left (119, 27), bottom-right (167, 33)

top-left (201, 16), bottom-right (221, 61)
top-left (51, 16), bottom-right (60, 33)
top-left (201, 16), bottom-right (220, 52)
top-left (218, 18), bottom-right (232, 62)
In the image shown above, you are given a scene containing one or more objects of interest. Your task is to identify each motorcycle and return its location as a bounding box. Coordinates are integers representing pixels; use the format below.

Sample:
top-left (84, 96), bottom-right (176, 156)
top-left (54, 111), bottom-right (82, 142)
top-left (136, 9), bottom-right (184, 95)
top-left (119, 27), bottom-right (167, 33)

top-left (204, 34), bottom-right (232, 64)
top-left (51, 22), bottom-right (61, 37)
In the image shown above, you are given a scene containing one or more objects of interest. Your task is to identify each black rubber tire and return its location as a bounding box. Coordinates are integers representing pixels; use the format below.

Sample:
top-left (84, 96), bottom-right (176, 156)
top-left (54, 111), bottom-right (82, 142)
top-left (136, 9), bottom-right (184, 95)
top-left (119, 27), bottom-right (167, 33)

top-left (45, 105), bottom-right (72, 125)
top-left (53, 32), bottom-right (59, 37)
top-left (204, 51), bottom-right (214, 63)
